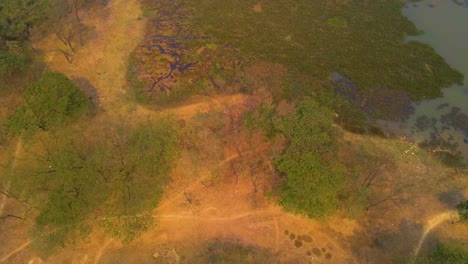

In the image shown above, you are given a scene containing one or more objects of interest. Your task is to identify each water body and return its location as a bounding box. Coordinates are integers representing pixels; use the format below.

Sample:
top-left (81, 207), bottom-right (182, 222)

top-left (379, 0), bottom-right (468, 159)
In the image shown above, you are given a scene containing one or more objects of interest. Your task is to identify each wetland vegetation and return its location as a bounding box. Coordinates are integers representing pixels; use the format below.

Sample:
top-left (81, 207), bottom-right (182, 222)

top-left (186, 0), bottom-right (463, 101)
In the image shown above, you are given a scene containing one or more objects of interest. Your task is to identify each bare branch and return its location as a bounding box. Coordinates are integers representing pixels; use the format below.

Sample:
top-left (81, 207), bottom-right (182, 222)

top-left (0, 214), bottom-right (24, 220)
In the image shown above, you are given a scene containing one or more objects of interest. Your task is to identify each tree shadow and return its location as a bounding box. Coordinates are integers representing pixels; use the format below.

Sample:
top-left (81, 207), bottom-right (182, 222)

top-left (72, 77), bottom-right (100, 112)
top-left (438, 190), bottom-right (465, 208)
top-left (349, 218), bottom-right (440, 263)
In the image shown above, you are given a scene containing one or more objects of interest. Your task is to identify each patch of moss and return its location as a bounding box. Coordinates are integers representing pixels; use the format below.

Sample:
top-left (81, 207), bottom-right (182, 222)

top-left (326, 16), bottom-right (348, 28)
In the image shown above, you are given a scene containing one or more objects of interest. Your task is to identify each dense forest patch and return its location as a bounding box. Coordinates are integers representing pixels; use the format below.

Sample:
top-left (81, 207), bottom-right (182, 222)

top-left (5, 71), bottom-right (89, 138)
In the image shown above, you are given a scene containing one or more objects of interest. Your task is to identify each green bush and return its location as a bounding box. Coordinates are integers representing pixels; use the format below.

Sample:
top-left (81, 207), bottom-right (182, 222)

top-left (250, 98), bottom-right (343, 218)
top-left (326, 16), bottom-right (348, 28)
top-left (9, 121), bottom-right (180, 252)
top-left (5, 71), bottom-right (88, 137)
top-left (456, 200), bottom-right (468, 221)
top-left (100, 213), bottom-right (155, 243)
top-left (417, 243), bottom-right (468, 264)
top-left (0, 0), bottom-right (47, 41)
top-left (244, 98), bottom-right (345, 218)
top-left (0, 49), bottom-right (30, 79)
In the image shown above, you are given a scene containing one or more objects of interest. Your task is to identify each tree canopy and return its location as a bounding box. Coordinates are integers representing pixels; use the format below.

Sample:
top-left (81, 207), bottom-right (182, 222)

top-left (457, 200), bottom-right (468, 221)
top-left (5, 71), bottom-right (88, 137)
top-left (9, 121), bottom-right (180, 250)
top-left (0, 44), bottom-right (30, 79)
top-left (274, 98), bottom-right (344, 218)
top-left (0, 0), bottom-right (47, 42)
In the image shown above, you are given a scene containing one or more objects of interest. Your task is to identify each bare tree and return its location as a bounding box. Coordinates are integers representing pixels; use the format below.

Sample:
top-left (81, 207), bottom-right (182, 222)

top-left (0, 187), bottom-right (33, 221)
top-left (45, 0), bottom-right (91, 63)
top-left (70, 0), bottom-right (82, 22)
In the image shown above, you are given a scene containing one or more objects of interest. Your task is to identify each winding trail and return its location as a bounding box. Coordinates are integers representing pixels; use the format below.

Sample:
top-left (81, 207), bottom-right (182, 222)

top-left (414, 211), bottom-right (456, 256)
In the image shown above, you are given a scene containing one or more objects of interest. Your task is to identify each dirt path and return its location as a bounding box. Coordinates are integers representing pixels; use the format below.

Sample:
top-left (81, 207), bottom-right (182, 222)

top-left (159, 209), bottom-right (281, 221)
top-left (94, 239), bottom-right (114, 264)
top-left (0, 191), bottom-right (6, 217)
top-left (274, 218), bottom-right (280, 252)
top-left (414, 211), bottom-right (456, 256)
top-left (0, 241), bottom-right (32, 263)
top-left (0, 181), bottom-right (9, 216)
top-left (10, 139), bottom-right (22, 170)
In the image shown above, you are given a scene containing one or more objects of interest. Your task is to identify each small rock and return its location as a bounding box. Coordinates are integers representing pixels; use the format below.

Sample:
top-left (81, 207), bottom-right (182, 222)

top-left (166, 248), bottom-right (180, 264)
top-left (302, 235), bottom-right (313, 243)
top-left (289, 233), bottom-right (296, 240)
top-left (325, 253), bottom-right (332, 260)
top-left (294, 240), bottom-right (303, 248)
top-left (312, 248), bottom-right (321, 257)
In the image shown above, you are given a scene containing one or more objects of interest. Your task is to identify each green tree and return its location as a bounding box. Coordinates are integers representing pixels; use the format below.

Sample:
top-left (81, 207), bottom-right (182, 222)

top-left (5, 71), bottom-right (88, 137)
top-left (46, 0), bottom-right (88, 62)
top-left (274, 98), bottom-right (344, 218)
top-left (0, 46), bottom-right (30, 79)
top-left (0, 0), bottom-right (47, 41)
top-left (456, 200), bottom-right (468, 221)
top-left (9, 121), bottom-right (180, 252)
top-left (416, 243), bottom-right (468, 264)
top-left (337, 144), bottom-right (399, 215)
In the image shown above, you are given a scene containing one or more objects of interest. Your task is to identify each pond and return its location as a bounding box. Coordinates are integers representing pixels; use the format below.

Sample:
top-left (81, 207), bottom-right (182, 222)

top-left (378, 0), bottom-right (468, 161)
